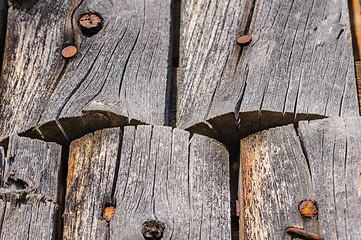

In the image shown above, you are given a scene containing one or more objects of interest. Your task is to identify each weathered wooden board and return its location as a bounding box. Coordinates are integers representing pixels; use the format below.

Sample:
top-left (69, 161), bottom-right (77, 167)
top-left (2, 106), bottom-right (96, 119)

top-left (178, 0), bottom-right (359, 144)
top-left (298, 117), bottom-right (361, 240)
top-left (0, 191), bottom-right (58, 240)
top-left (239, 118), bottom-right (361, 239)
top-left (64, 125), bottom-right (231, 239)
top-left (0, 0), bottom-right (172, 144)
top-left (0, 0), bottom-right (6, 72)
top-left (0, 135), bottom-right (62, 239)
top-left (63, 128), bottom-right (122, 240)
top-left (240, 124), bottom-right (315, 239)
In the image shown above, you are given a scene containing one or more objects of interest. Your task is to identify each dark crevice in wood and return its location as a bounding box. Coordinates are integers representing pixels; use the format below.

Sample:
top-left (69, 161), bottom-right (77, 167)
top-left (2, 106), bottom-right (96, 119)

top-left (111, 130), bottom-right (123, 202)
top-left (169, 0), bottom-right (180, 128)
top-left (228, 143), bottom-right (240, 240)
top-left (55, 145), bottom-right (69, 240)
top-left (0, 0), bottom-right (7, 78)
top-left (348, 0), bottom-right (360, 60)
top-left (294, 123), bottom-right (313, 182)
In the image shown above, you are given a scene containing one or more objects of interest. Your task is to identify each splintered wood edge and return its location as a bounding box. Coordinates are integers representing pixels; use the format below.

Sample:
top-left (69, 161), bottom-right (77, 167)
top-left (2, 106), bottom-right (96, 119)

top-left (185, 111), bottom-right (325, 146)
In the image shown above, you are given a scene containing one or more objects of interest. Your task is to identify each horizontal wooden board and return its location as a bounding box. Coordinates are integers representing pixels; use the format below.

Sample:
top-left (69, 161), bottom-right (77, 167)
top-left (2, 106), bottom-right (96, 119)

top-left (0, 0), bottom-right (172, 144)
top-left (239, 117), bottom-right (361, 239)
top-left (63, 125), bottom-right (231, 239)
top-left (178, 0), bottom-right (359, 144)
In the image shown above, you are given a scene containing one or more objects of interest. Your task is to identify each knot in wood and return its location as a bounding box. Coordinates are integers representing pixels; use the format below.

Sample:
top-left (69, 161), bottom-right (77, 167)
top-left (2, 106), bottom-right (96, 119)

top-left (79, 13), bottom-right (103, 36)
top-left (141, 220), bottom-right (165, 240)
top-left (299, 200), bottom-right (318, 218)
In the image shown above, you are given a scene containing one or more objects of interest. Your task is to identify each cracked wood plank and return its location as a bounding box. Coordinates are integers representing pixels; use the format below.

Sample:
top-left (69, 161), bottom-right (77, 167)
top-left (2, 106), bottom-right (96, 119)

top-left (297, 117), bottom-right (361, 240)
top-left (0, 135), bottom-right (62, 239)
top-left (0, 0), bottom-right (172, 144)
top-left (111, 125), bottom-right (230, 239)
top-left (63, 128), bottom-right (122, 240)
top-left (178, 0), bottom-right (359, 145)
top-left (64, 125), bottom-right (231, 239)
top-left (239, 117), bottom-right (361, 240)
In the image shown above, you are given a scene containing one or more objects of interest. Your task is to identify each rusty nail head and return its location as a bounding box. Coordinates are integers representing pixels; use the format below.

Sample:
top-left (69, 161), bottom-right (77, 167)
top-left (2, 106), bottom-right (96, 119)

top-left (62, 46), bottom-right (77, 59)
top-left (236, 35), bottom-right (252, 46)
top-left (299, 200), bottom-right (318, 218)
top-left (142, 220), bottom-right (165, 240)
top-left (286, 227), bottom-right (324, 240)
top-left (103, 206), bottom-right (115, 222)
top-left (79, 13), bottom-right (103, 35)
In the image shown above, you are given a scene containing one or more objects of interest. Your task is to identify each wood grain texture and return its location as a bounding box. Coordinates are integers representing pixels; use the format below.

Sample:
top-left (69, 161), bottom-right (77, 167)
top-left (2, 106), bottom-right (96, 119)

top-left (63, 125), bottom-right (230, 239)
top-left (0, 191), bottom-right (58, 240)
top-left (3, 135), bottom-right (62, 201)
top-left (0, 0), bottom-right (6, 72)
top-left (63, 128), bottom-right (122, 240)
top-left (298, 117), bottom-right (361, 240)
top-left (111, 125), bottom-right (230, 239)
top-left (0, 0), bottom-right (172, 144)
top-left (0, 135), bottom-right (62, 240)
top-left (239, 118), bottom-right (361, 240)
top-left (240, 124), bottom-right (315, 240)
top-left (178, 0), bottom-right (359, 144)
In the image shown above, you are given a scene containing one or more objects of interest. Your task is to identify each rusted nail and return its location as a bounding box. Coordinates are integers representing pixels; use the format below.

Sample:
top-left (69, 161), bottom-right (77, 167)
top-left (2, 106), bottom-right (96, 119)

top-left (103, 206), bottom-right (115, 222)
top-left (299, 200), bottom-right (318, 219)
top-left (142, 220), bottom-right (165, 240)
top-left (236, 35), bottom-right (252, 46)
top-left (61, 45), bottom-right (77, 59)
top-left (79, 13), bottom-right (103, 36)
top-left (286, 227), bottom-right (324, 240)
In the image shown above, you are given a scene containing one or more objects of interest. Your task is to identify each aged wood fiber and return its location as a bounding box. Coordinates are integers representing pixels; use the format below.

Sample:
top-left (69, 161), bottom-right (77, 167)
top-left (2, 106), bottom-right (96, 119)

top-left (240, 117), bottom-right (361, 240)
top-left (63, 128), bottom-right (122, 240)
top-left (0, 135), bottom-right (62, 240)
top-left (0, 0), bottom-right (172, 144)
top-left (0, 0), bottom-right (6, 73)
top-left (178, 0), bottom-right (359, 144)
top-left (298, 117), bottom-right (361, 240)
top-left (63, 125), bottom-right (231, 239)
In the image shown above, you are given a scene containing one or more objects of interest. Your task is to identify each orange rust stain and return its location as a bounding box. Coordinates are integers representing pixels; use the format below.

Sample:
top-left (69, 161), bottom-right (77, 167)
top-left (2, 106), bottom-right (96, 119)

top-left (103, 206), bottom-right (115, 221)
top-left (62, 45), bottom-right (77, 59)
top-left (299, 200), bottom-right (318, 218)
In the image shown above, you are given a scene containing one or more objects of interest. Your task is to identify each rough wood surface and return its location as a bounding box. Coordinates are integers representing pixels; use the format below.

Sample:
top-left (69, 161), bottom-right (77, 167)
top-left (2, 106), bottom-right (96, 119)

top-left (63, 128), bottom-right (122, 240)
top-left (4, 135), bottom-right (62, 201)
top-left (0, 0), bottom-right (172, 144)
top-left (298, 117), bottom-right (361, 240)
top-left (240, 124), bottom-right (315, 240)
top-left (63, 125), bottom-right (231, 239)
top-left (0, 0), bottom-right (6, 72)
top-left (240, 117), bottom-right (361, 240)
top-left (178, 0), bottom-right (359, 144)
top-left (0, 135), bottom-right (62, 240)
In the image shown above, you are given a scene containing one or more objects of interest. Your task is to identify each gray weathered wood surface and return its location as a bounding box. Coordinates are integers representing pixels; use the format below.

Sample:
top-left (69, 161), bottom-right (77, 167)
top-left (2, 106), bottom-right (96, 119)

top-left (0, 0), bottom-right (172, 144)
top-left (63, 128), bottom-right (122, 240)
top-left (63, 125), bottom-right (231, 239)
top-left (239, 117), bottom-right (361, 240)
top-left (178, 0), bottom-right (359, 144)
top-left (298, 117), bottom-right (361, 240)
top-left (0, 135), bottom-right (62, 240)
top-left (0, 0), bottom-right (6, 73)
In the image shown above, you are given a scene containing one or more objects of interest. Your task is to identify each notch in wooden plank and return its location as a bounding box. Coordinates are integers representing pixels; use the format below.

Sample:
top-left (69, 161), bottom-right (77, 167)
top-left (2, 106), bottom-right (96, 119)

top-left (178, 0), bottom-right (359, 145)
top-left (0, 0), bottom-right (173, 145)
